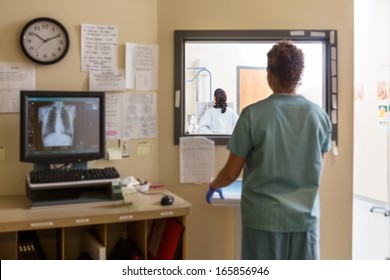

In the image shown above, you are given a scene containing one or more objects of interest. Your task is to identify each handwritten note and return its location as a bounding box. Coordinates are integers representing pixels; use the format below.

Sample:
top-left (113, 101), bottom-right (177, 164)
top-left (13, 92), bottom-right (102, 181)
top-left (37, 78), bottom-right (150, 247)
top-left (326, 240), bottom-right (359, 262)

top-left (81, 24), bottom-right (118, 73)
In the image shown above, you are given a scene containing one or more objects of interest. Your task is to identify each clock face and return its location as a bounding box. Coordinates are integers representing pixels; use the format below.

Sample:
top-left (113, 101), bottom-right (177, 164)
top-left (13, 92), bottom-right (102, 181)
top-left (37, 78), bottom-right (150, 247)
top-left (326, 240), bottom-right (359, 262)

top-left (20, 17), bottom-right (70, 65)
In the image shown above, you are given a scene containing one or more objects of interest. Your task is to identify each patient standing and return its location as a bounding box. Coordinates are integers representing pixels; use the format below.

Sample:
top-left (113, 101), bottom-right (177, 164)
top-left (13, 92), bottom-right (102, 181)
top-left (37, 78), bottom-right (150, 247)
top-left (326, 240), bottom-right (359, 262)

top-left (198, 88), bottom-right (239, 134)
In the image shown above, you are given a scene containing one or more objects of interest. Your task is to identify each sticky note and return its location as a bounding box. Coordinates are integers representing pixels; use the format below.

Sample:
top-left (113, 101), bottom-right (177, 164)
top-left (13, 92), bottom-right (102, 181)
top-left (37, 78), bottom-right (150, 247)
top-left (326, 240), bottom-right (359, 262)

top-left (107, 147), bottom-right (122, 160)
top-left (137, 141), bottom-right (150, 155)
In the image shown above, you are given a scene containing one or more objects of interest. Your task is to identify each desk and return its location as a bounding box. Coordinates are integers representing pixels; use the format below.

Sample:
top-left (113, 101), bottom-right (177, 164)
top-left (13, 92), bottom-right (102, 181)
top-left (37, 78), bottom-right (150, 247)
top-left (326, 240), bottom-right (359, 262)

top-left (0, 188), bottom-right (191, 260)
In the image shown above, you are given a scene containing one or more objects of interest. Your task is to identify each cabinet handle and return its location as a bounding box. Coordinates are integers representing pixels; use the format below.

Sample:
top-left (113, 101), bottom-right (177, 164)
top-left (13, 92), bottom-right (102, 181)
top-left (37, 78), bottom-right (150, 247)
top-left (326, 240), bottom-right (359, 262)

top-left (370, 206), bottom-right (390, 217)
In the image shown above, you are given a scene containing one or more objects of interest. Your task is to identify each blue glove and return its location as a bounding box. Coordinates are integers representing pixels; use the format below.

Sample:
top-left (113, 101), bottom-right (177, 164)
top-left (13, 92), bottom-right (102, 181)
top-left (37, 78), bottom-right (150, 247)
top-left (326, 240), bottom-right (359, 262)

top-left (206, 187), bottom-right (224, 204)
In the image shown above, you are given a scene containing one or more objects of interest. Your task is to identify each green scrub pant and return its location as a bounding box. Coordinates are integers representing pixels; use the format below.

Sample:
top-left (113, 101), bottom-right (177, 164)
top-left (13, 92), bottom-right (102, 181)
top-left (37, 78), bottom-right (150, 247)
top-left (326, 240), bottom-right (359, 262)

top-left (241, 226), bottom-right (320, 260)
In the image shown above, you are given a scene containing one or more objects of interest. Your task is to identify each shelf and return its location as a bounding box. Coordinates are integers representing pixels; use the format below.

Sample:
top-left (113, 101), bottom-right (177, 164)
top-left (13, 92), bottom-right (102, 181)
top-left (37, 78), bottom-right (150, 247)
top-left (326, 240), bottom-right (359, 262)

top-left (0, 188), bottom-right (191, 260)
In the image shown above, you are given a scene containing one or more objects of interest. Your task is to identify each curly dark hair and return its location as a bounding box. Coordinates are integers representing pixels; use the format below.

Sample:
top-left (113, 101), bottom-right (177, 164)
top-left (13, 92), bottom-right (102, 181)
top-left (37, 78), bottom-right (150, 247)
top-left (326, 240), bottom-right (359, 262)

top-left (267, 40), bottom-right (304, 91)
top-left (213, 88), bottom-right (228, 113)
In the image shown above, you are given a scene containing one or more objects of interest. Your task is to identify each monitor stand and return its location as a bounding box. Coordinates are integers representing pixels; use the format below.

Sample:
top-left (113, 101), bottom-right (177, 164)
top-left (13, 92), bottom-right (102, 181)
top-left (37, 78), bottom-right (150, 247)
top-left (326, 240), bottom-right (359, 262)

top-left (27, 162), bottom-right (123, 208)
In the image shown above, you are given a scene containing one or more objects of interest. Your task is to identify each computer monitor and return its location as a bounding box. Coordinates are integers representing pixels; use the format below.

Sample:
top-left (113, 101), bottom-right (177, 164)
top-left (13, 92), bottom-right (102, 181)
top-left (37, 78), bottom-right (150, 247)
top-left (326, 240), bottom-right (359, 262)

top-left (20, 90), bottom-right (105, 170)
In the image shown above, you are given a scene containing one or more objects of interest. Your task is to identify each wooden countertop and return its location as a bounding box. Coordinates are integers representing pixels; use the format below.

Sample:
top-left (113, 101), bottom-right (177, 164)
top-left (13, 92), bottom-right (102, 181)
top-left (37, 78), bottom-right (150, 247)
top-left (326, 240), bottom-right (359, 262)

top-left (0, 188), bottom-right (191, 233)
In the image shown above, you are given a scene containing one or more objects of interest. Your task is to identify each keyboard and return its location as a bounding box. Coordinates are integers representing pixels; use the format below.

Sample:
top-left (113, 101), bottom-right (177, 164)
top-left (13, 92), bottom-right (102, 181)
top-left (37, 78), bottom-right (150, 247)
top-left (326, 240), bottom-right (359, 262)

top-left (29, 167), bottom-right (120, 184)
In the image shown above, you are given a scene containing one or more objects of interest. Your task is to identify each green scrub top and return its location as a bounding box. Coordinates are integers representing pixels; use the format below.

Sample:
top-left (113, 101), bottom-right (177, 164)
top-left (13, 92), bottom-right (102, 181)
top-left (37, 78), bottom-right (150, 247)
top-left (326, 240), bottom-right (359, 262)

top-left (228, 94), bottom-right (332, 232)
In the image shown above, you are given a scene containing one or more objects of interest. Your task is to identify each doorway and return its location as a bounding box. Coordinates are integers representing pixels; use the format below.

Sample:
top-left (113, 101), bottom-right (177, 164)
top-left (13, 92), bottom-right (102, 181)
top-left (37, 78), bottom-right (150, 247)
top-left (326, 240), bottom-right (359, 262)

top-left (237, 66), bottom-right (272, 113)
top-left (353, 0), bottom-right (390, 260)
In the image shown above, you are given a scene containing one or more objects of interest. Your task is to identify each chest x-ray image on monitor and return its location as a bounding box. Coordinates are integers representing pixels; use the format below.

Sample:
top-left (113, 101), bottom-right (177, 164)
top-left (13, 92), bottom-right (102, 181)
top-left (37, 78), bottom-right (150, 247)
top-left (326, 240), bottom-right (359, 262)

top-left (38, 101), bottom-right (76, 147)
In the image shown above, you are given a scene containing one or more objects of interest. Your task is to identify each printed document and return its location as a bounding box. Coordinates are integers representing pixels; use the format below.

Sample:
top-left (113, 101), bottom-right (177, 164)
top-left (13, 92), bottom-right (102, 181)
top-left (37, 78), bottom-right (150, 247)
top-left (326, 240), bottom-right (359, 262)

top-left (180, 137), bottom-right (215, 184)
top-left (0, 62), bottom-right (35, 113)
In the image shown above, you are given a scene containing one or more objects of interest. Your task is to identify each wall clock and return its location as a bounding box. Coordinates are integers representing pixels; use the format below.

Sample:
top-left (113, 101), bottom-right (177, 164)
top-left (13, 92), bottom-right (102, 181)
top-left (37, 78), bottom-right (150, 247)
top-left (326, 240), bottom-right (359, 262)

top-left (20, 17), bottom-right (70, 65)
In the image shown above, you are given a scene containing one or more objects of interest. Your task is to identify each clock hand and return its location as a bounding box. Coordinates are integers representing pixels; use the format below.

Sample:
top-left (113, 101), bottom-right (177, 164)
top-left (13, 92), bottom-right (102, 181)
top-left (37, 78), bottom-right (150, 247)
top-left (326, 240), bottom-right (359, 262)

top-left (34, 33), bottom-right (47, 42)
top-left (46, 34), bottom-right (61, 42)
top-left (35, 41), bottom-right (45, 51)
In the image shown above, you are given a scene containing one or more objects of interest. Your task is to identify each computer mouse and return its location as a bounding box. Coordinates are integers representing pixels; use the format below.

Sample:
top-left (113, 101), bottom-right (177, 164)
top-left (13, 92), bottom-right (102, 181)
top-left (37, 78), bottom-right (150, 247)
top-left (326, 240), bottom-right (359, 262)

top-left (161, 195), bottom-right (174, 205)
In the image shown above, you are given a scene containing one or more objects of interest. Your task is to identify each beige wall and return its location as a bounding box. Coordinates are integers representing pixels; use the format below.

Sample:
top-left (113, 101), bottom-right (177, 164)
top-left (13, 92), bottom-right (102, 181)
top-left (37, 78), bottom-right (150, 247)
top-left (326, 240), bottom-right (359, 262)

top-left (0, 0), bottom-right (354, 259)
top-left (157, 0), bottom-right (354, 259)
top-left (0, 0), bottom-right (159, 196)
